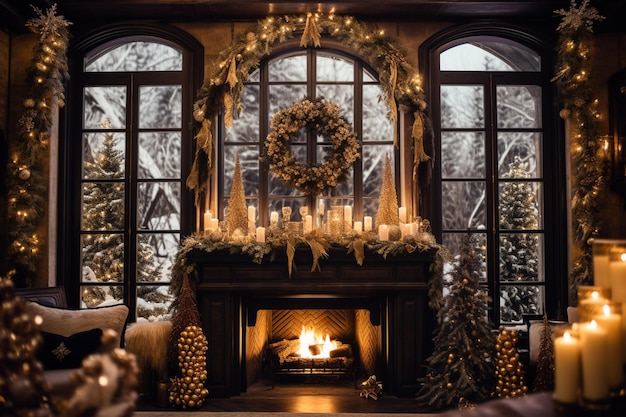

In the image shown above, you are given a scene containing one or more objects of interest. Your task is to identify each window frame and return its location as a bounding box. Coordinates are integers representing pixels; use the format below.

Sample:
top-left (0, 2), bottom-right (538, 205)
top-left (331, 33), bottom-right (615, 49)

top-left (419, 23), bottom-right (568, 326)
top-left (59, 24), bottom-right (203, 316)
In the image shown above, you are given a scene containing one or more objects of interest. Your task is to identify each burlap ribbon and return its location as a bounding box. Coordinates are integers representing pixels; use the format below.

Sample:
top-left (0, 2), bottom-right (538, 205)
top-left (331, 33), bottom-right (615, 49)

top-left (300, 14), bottom-right (321, 47)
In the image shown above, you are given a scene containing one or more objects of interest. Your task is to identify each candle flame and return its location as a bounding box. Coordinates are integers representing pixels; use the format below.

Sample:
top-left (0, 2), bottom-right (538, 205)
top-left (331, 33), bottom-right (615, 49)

top-left (621, 252), bottom-right (626, 262)
top-left (603, 304), bottom-right (611, 316)
top-left (591, 291), bottom-right (599, 300)
top-left (589, 320), bottom-right (598, 329)
top-left (563, 331), bottom-right (572, 341)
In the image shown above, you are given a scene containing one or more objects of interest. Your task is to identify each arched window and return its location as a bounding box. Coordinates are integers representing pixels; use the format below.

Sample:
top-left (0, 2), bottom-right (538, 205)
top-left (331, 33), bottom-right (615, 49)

top-left (421, 26), bottom-right (567, 325)
top-left (59, 25), bottom-right (202, 321)
top-left (220, 44), bottom-right (396, 227)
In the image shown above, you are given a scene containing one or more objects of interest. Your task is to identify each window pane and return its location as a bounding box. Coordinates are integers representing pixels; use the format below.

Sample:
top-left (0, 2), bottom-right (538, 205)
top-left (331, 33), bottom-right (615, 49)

top-left (499, 233), bottom-right (544, 282)
top-left (496, 85), bottom-right (542, 128)
top-left (442, 232), bottom-right (488, 282)
top-left (82, 183), bottom-right (125, 230)
top-left (227, 85), bottom-right (259, 143)
top-left (81, 234), bottom-right (124, 283)
top-left (497, 132), bottom-right (542, 178)
top-left (440, 41), bottom-right (540, 72)
top-left (362, 145), bottom-right (394, 196)
top-left (84, 86), bottom-right (126, 129)
top-left (269, 55), bottom-right (306, 81)
top-left (86, 41), bottom-right (182, 72)
top-left (317, 53), bottom-right (354, 81)
top-left (363, 84), bottom-right (393, 142)
top-left (441, 85), bottom-right (484, 128)
top-left (82, 132), bottom-right (126, 179)
top-left (137, 182), bottom-right (181, 230)
top-left (500, 284), bottom-right (544, 324)
top-left (441, 132), bottom-right (485, 178)
top-left (138, 132), bottom-right (181, 179)
top-left (139, 85), bottom-right (182, 129)
top-left (316, 85), bottom-right (354, 125)
top-left (268, 85), bottom-right (307, 116)
top-left (81, 285), bottom-right (124, 308)
top-left (441, 181), bottom-right (486, 229)
top-left (136, 233), bottom-right (179, 283)
top-left (498, 181), bottom-right (543, 229)
top-left (136, 285), bottom-right (174, 321)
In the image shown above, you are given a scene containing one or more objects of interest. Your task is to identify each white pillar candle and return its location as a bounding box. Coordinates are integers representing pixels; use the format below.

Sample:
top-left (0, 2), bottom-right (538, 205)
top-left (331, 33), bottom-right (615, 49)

top-left (248, 206), bottom-right (256, 222)
top-left (270, 211), bottom-right (279, 227)
top-left (343, 205), bottom-right (352, 227)
top-left (318, 201), bottom-right (325, 215)
top-left (364, 216), bottom-right (372, 232)
top-left (609, 252), bottom-right (626, 303)
top-left (209, 218), bottom-right (219, 231)
top-left (594, 304), bottom-right (623, 388)
top-left (410, 222), bottom-right (418, 236)
top-left (579, 320), bottom-right (610, 401)
top-left (554, 330), bottom-right (581, 404)
top-left (203, 210), bottom-right (212, 231)
top-left (379, 224), bottom-right (388, 241)
top-left (399, 206), bottom-right (407, 223)
top-left (354, 221), bottom-right (362, 234)
top-left (579, 291), bottom-right (610, 321)
top-left (256, 226), bottom-right (265, 243)
top-left (304, 215), bottom-right (313, 233)
top-left (593, 254), bottom-right (611, 289)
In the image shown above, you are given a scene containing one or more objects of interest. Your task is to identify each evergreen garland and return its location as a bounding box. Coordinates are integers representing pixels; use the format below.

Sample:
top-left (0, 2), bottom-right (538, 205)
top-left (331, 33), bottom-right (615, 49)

top-left (552, 0), bottom-right (606, 295)
top-left (5, 5), bottom-right (71, 286)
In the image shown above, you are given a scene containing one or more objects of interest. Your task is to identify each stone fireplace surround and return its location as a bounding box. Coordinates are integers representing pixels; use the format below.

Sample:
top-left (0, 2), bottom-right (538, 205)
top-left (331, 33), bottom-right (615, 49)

top-left (189, 246), bottom-right (437, 398)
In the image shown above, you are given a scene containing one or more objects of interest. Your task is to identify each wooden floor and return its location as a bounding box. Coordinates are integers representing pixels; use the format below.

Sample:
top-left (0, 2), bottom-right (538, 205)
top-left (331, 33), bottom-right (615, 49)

top-left (136, 377), bottom-right (433, 414)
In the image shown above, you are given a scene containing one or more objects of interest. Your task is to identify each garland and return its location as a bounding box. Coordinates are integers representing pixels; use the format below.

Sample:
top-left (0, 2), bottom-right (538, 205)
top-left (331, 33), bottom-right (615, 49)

top-left (187, 12), bottom-right (432, 205)
top-left (265, 98), bottom-right (360, 196)
top-left (552, 0), bottom-right (606, 294)
top-left (5, 5), bottom-right (71, 286)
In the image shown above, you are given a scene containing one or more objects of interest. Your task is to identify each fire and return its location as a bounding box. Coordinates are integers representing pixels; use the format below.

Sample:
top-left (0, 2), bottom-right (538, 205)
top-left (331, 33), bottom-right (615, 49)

top-left (298, 325), bottom-right (338, 358)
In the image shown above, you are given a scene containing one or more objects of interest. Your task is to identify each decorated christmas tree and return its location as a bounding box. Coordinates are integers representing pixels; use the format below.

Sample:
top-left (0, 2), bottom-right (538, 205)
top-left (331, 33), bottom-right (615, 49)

top-left (0, 277), bottom-right (52, 416)
top-left (225, 153), bottom-right (249, 235)
top-left (499, 156), bottom-right (540, 322)
top-left (81, 127), bottom-right (163, 308)
top-left (167, 275), bottom-right (209, 408)
top-left (494, 326), bottom-right (527, 398)
top-left (416, 233), bottom-right (495, 410)
top-left (533, 315), bottom-right (555, 392)
top-left (375, 153), bottom-right (399, 228)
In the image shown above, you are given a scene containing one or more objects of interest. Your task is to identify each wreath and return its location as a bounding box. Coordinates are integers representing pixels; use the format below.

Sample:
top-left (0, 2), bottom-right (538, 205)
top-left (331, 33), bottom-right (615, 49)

top-left (265, 98), bottom-right (360, 196)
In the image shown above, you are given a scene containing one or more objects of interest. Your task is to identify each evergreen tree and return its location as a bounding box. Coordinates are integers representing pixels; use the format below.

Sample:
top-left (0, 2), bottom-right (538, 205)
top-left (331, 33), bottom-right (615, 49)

top-left (81, 127), bottom-right (162, 307)
top-left (416, 233), bottom-right (495, 410)
top-left (499, 156), bottom-right (540, 322)
top-left (375, 153), bottom-right (399, 227)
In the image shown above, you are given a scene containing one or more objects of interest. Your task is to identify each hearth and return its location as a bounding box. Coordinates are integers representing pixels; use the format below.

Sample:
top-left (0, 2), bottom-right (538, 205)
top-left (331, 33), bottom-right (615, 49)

top-left (189, 246), bottom-right (437, 398)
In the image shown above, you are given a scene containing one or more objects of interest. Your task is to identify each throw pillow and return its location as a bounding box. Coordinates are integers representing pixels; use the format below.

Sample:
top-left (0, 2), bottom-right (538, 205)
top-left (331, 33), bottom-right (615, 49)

top-left (24, 302), bottom-right (129, 347)
top-left (39, 328), bottom-right (103, 370)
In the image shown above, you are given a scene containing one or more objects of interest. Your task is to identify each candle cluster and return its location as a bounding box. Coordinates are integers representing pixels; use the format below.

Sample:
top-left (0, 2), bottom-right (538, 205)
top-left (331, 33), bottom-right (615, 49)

top-left (554, 279), bottom-right (625, 408)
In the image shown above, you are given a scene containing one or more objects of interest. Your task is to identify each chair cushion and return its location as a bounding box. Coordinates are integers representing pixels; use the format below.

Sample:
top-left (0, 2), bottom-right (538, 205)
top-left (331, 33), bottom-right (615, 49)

top-left (39, 328), bottom-right (103, 370)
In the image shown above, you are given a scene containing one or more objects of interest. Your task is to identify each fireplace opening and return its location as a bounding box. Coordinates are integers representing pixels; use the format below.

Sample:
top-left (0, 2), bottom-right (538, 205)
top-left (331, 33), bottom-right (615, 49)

top-left (245, 308), bottom-right (383, 389)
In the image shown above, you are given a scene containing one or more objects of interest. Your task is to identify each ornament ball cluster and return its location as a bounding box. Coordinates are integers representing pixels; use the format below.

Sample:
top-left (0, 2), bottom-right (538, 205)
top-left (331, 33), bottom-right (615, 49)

top-left (169, 325), bottom-right (209, 408)
top-left (494, 326), bottom-right (528, 398)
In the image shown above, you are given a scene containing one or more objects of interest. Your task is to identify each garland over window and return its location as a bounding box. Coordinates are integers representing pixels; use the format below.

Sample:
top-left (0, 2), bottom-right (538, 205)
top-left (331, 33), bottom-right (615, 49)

top-left (265, 98), bottom-right (360, 196)
top-left (187, 12), bottom-right (432, 205)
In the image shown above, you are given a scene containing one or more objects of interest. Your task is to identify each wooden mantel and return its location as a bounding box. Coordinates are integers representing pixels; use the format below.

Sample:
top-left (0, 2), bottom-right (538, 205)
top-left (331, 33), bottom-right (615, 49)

top-left (188, 245), bottom-right (438, 398)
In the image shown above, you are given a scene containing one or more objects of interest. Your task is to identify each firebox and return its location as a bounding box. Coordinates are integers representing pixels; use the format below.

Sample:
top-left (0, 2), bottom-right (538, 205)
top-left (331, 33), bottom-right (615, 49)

top-left (190, 246), bottom-right (437, 398)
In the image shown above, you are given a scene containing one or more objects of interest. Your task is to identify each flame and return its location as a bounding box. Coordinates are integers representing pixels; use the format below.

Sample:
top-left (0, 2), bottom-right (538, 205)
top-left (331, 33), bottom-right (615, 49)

top-left (298, 325), bottom-right (338, 358)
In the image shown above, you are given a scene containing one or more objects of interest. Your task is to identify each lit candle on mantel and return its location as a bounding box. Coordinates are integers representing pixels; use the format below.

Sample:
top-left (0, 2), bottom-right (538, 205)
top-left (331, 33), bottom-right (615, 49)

top-left (364, 216), bottom-right (372, 232)
top-left (398, 206), bottom-right (407, 224)
top-left (579, 289), bottom-right (609, 322)
top-left (610, 252), bottom-right (626, 304)
top-left (256, 226), bottom-right (265, 243)
top-left (579, 320), bottom-right (609, 402)
top-left (203, 210), bottom-right (212, 231)
top-left (354, 221), bottom-right (362, 234)
top-left (554, 330), bottom-right (581, 404)
top-left (270, 211), bottom-right (279, 227)
top-left (304, 215), bottom-right (313, 234)
top-left (594, 304), bottom-right (623, 389)
top-left (379, 224), bottom-right (389, 241)
top-left (343, 205), bottom-right (352, 228)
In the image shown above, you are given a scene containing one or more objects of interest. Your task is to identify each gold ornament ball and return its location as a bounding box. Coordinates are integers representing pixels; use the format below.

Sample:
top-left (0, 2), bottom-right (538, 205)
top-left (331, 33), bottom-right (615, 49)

top-left (18, 168), bottom-right (31, 180)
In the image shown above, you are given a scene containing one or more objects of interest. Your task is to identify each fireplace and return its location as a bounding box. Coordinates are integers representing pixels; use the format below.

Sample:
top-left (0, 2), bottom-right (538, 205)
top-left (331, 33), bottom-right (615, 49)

top-left (190, 246), bottom-right (437, 398)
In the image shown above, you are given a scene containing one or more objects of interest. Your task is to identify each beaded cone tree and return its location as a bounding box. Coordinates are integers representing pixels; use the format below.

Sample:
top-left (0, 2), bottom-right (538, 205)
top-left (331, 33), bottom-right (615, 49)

top-left (375, 153), bottom-right (400, 228)
top-left (225, 153), bottom-right (249, 235)
top-left (494, 326), bottom-right (528, 398)
top-left (416, 233), bottom-right (495, 410)
top-left (533, 314), bottom-right (555, 392)
top-left (167, 275), bottom-right (209, 408)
